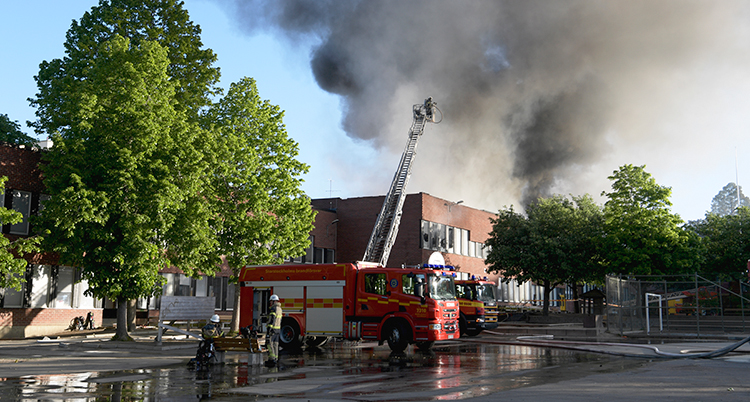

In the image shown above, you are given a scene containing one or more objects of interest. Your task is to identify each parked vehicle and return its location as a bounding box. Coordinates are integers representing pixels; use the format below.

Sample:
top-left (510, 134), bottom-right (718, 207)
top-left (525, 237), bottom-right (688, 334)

top-left (238, 262), bottom-right (458, 352)
top-left (455, 277), bottom-right (499, 336)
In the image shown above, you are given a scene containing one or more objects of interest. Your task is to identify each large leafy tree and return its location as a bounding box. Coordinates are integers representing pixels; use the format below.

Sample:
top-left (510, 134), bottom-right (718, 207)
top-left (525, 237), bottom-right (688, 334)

top-left (600, 164), bottom-right (696, 276)
top-left (0, 114), bottom-right (37, 147)
top-left (690, 207), bottom-right (750, 280)
top-left (30, 0), bottom-right (221, 341)
top-left (203, 77), bottom-right (315, 333)
top-left (34, 35), bottom-right (217, 341)
top-left (710, 182), bottom-right (750, 216)
top-left (30, 0), bottom-right (316, 340)
top-left (30, 0), bottom-right (220, 134)
top-left (485, 194), bottom-right (604, 315)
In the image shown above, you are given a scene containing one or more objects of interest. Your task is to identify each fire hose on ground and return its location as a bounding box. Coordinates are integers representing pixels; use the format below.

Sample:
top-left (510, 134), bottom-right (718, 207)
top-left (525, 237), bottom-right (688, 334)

top-left (474, 330), bottom-right (750, 359)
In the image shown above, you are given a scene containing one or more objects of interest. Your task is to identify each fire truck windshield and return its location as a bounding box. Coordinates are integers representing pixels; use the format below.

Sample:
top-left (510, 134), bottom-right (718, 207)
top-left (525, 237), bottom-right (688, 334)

top-left (476, 284), bottom-right (497, 302)
top-left (427, 274), bottom-right (456, 300)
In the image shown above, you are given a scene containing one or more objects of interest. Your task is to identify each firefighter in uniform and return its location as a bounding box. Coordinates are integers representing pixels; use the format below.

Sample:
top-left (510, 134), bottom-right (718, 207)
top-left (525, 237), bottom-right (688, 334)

top-left (266, 294), bottom-right (282, 366)
top-left (202, 314), bottom-right (224, 339)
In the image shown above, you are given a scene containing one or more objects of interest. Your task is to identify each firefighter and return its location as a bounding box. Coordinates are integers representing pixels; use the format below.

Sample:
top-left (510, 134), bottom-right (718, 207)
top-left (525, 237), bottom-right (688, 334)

top-left (202, 314), bottom-right (224, 339)
top-left (266, 294), bottom-right (282, 366)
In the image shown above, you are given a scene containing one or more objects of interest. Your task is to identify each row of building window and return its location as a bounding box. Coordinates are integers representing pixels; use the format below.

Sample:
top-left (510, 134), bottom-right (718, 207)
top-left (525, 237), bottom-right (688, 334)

top-left (420, 220), bottom-right (488, 259)
top-left (287, 235), bottom-right (336, 264)
top-left (0, 264), bottom-right (235, 313)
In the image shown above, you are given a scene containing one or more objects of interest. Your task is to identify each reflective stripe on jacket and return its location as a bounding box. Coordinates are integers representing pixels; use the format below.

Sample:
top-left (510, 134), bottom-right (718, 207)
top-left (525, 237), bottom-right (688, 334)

top-left (269, 303), bottom-right (282, 330)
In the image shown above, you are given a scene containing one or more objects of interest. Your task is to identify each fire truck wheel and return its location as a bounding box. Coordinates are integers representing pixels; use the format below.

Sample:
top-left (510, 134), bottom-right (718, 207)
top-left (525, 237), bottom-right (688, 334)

top-left (415, 341), bottom-right (434, 351)
top-left (465, 329), bottom-right (482, 337)
top-left (386, 321), bottom-right (410, 352)
top-left (279, 318), bottom-right (302, 349)
top-left (458, 315), bottom-right (468, 337)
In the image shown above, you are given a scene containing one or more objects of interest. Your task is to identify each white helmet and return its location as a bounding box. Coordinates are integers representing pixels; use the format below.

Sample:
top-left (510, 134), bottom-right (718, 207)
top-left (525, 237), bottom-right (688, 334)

top-left (210, 314), bottom-right (220, 323)
top-left (270, 294), bottom-right (280, 301)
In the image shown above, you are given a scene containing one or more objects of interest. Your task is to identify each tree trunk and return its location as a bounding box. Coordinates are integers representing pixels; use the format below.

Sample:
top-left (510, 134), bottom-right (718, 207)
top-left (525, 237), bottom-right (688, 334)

top-left (542, 279), bottom-right (551, 316)
top-left (113, 296), bottom-right (132, 341)
top-left (572, 283), bottom-right (581, 314)
top-left (127, 299), bottom-right (136, 332)
top-left (230, 280), bottom-right (241, 334)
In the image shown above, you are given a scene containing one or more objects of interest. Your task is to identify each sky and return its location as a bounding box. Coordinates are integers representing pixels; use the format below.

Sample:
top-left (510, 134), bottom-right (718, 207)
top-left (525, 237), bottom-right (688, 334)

top-left (2, 1), bottom-right (750, 223)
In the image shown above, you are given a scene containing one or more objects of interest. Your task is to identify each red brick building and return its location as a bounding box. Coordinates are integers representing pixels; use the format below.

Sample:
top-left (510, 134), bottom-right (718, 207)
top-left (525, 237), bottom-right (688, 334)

top-left (1, 143), bottom-right (105, 338)
top-left (311, 193), bottom-right (499, 281)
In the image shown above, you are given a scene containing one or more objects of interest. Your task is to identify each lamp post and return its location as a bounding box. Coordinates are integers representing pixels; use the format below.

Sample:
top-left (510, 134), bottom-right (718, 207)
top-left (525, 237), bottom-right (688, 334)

top-left (444, 200), bottom-right (463, 212)
top-left (326, 219), bottom-right (339, 238)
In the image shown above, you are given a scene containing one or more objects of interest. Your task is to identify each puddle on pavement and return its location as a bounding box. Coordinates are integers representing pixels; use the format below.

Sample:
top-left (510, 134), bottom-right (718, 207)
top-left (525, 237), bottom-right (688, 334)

top-left (0, 341), bottom-right (646, 401)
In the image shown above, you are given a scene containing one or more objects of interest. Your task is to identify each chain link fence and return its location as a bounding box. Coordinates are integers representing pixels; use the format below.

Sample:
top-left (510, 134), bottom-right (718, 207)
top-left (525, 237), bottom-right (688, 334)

top-left (606, 274), bottom-right (750, 336)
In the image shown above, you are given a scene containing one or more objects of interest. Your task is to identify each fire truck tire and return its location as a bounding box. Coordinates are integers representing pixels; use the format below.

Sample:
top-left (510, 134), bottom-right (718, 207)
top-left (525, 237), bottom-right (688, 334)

top-left (385, 321), bottom-right (410, 352)
top-left (459, 314), bottom-right (468, 337)
top-left (465, 329), bottom-right (482, 337)
top-left (415, 341), bottom-right (434, 350)
top-left (279, 318), bottom-right (302, 349)
top-left (305, 336), bottom-right (330, 347)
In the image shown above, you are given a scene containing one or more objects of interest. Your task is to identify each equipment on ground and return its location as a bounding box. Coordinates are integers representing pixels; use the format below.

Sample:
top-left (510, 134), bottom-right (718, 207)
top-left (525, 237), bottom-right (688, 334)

top-left (188, 339), bottom-right (218, 370)
top-left (362, 97), bottom-right (441, 266)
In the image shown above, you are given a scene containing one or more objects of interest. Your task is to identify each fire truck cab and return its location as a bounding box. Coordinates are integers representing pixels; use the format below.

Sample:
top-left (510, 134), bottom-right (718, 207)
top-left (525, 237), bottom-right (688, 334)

top-left (454, 277), bottom-right (499, 337)
top-left (239, 262), bottom-right (459, 352)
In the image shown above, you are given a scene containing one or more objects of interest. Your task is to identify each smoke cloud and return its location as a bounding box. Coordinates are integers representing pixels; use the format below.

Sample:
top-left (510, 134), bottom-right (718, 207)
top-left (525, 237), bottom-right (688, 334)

top-left (224, 0), bottom-right (750, 211)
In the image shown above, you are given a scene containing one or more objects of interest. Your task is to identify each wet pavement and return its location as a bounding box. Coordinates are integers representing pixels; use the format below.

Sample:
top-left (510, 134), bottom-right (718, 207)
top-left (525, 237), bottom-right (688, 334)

top-left (0, 329), bottom-right (749, 401)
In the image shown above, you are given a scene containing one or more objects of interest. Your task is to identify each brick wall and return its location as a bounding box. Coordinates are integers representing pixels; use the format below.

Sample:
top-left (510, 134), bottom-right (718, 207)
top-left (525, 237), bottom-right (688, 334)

top-left (0, 143), bottom-right (44, 192)
top-left (0, 308), bottom-right (103, 339)
top-left (311, 208), bottom-right (338, 249)
top-left (311, 193), bottom-right (499, 281)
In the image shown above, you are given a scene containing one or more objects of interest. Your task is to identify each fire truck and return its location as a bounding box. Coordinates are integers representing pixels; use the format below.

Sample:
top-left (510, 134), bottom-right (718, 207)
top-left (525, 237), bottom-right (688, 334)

top-left (454, 276), bottom-right (499, 337)
top-left (238, 262), bottom-right (459, 352)
top-left (238, 98), bottom-right (456, 352)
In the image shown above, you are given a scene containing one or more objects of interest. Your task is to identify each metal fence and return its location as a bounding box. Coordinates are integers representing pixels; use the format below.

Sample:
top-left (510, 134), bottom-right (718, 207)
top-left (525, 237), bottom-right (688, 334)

top-left (606, 274), bottom-right (750, 337)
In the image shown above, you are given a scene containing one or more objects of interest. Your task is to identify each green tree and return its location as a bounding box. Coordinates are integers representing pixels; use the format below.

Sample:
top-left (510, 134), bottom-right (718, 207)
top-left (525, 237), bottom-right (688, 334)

top-left (710, 182), bottom-right (750, 216)
top-left (484, 195), bottom-right (604, 315)
top-left (35, 35), bottom-right (217, 341)
top-left (30, 0), bottom-right (221, 340)
top-left (0, 177), bottom-right (41, 289)
top-left (30, 0), bottom-right (220, 138)
top-left (202, 77), bottom-right (316, 333)
top-left (0, 114), bottom-right (37, 147)
top-left (690, 207), bottom-right (750, 280)
top-left (600, 164), bottom-right (696, 276)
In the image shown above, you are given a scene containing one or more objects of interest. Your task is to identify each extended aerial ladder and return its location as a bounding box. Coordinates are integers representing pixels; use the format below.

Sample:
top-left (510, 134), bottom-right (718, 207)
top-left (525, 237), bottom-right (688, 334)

top-left (363, 97), bottom-right (441, 266)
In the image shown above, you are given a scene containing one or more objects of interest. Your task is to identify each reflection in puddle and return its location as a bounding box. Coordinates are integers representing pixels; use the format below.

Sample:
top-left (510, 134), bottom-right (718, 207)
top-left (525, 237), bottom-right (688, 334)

top-left (0, 342), bottom-right (642, 401)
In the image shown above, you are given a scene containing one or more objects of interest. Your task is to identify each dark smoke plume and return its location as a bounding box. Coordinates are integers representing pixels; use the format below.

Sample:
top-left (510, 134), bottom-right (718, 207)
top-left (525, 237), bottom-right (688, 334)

top-left (224, 0), bottom-right (747, 210)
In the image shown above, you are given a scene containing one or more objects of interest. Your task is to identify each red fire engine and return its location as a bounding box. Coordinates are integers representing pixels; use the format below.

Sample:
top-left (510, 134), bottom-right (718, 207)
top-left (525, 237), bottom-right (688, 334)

top-left (238, 262), bottom-right (459, 352)
top-left (454, 276), bottom-right (499, 337)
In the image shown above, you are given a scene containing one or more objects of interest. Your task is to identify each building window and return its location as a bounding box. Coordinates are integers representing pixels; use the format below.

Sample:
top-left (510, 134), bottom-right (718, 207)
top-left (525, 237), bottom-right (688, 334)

top-left (304, 236), bottom-right (314, 263)
top-left (324, 249), bottom-right (335, 263)
top-left (314, 247), bottom-right (324, 263)
top-left (53, 266), bottom-right (75, 308)
top-left (421, 220), bottom-right (485, 258)
top-left (29, 265), bottom-right (51, 308)
top-left (175, 274), bottom-right (193, 296)
top-left (2, 273), bottom-right (25, 308)
top-left (10, 190), bottom-right (31, 235)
